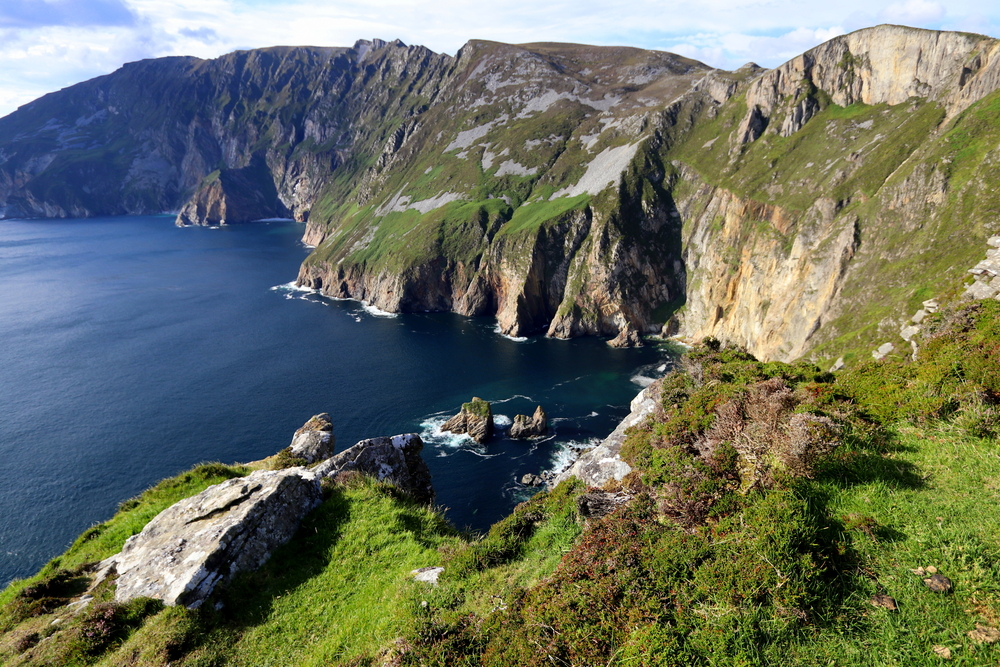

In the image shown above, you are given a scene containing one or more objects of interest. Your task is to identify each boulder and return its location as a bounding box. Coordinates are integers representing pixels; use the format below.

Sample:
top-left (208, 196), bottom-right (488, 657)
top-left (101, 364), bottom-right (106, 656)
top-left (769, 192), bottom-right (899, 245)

top-left (289, 413), bottom-right (336, 463)
top-left (314, 433), bottom-right (435, 504)
top-left (109, 467), bottom-right (322, 608)
top-left (441, 397), bottom-right (494, 443)
top-left (521, 473), bottom-right (543, 487)
top-left (509, 405), bottom-right (548, 439)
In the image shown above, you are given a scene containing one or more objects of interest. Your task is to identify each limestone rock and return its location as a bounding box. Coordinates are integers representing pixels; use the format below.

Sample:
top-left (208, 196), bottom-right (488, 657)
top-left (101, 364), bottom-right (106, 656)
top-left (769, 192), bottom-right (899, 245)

top-left (411, 566), bottom-right (444, 585)
top-left (554, 378), bottom-right (664, 488)
top-left (900, 325), bottom-right (920, 342)
top-left (314, 433), bottom-right (435, 504)
top-left (509, 406), bottom-right (548, 439)
top-left (872, 342), bottom-right (895, 361)
top-left (441, 397), bottom-right (494, 443)
top-left (110, 467), bottom-right (322, 608)
top-left (830, 357), bottom-right (845, 372)
top-left (289, 413), bottom-right (336, 463)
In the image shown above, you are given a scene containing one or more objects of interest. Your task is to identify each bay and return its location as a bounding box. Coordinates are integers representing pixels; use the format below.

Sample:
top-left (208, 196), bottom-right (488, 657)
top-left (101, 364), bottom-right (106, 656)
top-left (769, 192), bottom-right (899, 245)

top-left (0, 215), bottom-right (672, 586)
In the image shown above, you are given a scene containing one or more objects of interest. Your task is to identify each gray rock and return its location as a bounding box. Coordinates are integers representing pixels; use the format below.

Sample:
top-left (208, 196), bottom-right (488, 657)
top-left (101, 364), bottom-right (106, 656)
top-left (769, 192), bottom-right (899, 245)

top-left (314, 433), bottom-right (434, 504)
top-left (509, 405), bottom-right (548, 439)
top-left (966, 279), bottom-right (999, 300)
top-left (900, 325), bottom-right (920, 341)
top-left (829, 357), bottom-right (845, 372)
top-left (411, 566), bottom-right (444, 585)
top-left (911, 309), bottom-right (927, 324)
top-left (872, 342), bottom-right (895, 361)
top-left (576, 491), bottom-right (632, 520)
top-left (922, 299), bottom-right (940, 313)
top-left (553, 379), bottom-right (664, 488)
top-left (608, 322), bottom-right (643, 348)
top-left (989, 236), bottom-right (1000, 248)
top-left (109, 467), bottom-right (322, 608)
top-left (521, 473), bottom-right (543, 487)
top-left (289, 413), bottom-right (336, 463)
top-left (441, 397), bottom-right (494, 443)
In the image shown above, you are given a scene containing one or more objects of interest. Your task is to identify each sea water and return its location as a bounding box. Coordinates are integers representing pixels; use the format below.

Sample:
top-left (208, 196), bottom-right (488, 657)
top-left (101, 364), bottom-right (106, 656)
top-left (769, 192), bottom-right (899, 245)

top-left (0, 215), bottom-right (673, 585)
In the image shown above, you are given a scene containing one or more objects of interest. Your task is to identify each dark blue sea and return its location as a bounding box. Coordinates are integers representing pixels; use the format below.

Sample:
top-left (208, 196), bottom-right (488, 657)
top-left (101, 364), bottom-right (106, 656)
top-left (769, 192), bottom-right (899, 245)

top-left (0, 215), bottom-right (672, 586)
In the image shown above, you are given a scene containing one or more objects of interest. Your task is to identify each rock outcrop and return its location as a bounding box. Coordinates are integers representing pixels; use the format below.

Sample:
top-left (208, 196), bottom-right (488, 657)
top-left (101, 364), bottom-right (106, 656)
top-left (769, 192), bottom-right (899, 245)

top-left (108, 467), bottom-right (323, 609)
top-left (175, 158), bottom-right (287, 226)
top-left (509, 406), bottom-right (548, 439)
top-left (288, 413), bottom-right (336, 463)
top-left (441, 398), bottom-right (494, 444)
top-left (101, 414), bottom-right (434, 608)
top-left (314, 433), bottom-right (434, 504)
top-left (554, 378), bottom-right (664, 488)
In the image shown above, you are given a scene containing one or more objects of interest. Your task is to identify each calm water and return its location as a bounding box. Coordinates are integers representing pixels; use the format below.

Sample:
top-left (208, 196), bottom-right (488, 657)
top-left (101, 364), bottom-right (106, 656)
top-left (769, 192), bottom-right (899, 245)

top-left (0, 216), bottom-right (672, 585)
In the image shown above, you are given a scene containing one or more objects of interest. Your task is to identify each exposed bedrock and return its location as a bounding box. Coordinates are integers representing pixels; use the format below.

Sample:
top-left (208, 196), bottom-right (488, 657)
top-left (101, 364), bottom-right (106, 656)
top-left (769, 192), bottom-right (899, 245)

top-left (101, 414), bottom-right (434, 609)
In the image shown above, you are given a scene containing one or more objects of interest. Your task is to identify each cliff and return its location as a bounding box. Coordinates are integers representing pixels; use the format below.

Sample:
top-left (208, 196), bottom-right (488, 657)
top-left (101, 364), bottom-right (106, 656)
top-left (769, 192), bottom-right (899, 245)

top-left (2, 26), bottom-right (1000, 358)
top-left (6, 302), bottom-right (1000, 665)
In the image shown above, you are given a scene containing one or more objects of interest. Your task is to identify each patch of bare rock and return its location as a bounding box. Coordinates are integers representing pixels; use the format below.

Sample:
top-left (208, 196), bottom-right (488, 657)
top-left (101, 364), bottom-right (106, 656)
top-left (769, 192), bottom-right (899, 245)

top-left (95, 414), bottom-right (434, 609)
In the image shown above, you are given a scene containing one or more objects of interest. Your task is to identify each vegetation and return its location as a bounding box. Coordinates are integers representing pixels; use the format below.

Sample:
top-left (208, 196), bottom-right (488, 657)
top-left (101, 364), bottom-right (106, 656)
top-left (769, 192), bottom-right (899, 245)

top-left (4, 301), bottom-right (1000, 666)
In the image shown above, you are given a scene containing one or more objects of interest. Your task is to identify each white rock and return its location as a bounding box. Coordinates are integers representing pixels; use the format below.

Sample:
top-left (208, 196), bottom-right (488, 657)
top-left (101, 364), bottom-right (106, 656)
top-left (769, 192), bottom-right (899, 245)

top-left (873, 342), bottom-right (895, 360)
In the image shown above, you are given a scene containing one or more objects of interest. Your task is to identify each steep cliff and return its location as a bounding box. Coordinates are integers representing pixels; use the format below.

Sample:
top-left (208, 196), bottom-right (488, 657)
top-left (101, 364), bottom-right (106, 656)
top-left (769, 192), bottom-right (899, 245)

top-left (3, 26), bottom-right (1000, 356)
top-left (653, 25), bottom-right (1000, 363)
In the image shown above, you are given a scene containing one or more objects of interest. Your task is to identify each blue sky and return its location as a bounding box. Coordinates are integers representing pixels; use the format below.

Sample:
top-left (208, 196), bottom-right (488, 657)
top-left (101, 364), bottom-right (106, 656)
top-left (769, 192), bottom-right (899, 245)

top-left (0, 0), bottom-right (997, 118)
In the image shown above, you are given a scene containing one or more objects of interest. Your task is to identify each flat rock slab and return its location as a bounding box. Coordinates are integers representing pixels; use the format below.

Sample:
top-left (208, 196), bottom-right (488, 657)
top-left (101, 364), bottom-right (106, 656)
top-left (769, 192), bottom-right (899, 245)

top-left (110, 468), bottom-right (322, 608)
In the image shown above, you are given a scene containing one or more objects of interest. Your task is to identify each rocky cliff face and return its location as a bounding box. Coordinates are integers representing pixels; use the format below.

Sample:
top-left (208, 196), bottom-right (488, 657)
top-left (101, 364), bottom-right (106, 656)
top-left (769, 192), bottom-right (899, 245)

top-left (4, 26), bottom-right (1000, 357)
top-left (654, 25), bottom-right (1000, 363)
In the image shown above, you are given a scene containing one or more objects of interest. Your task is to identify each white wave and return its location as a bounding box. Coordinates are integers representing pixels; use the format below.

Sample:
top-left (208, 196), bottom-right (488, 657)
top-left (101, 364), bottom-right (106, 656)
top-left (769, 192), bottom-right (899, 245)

top-left (492, 324), bottom-right (528, 342)
top-left (419, 415), bottom-right (475, 449)
top-left (631, 374), bottom-right (655, 387)
top-left (490, 394), bottom-right (534, 404)
top-left (657, 364), bottom-right (667, 372)
top-left (494, 414), bottom-right (512, 428)
top-left (588, 411), bottom-right (599, 417)
top-left (546, 438), bottom-right (599, 478)
top-left (270, 281), bottom-right (318, 294)
top-left (360, 302), bottom-right (399, 318)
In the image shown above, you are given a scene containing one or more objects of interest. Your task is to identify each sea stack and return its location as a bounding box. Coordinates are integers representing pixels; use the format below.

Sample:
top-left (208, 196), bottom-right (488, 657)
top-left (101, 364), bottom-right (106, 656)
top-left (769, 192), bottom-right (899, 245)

top-left (441, 397), bottom-right (494, 443)
top-left (509, 405), bottom-right (548, 439)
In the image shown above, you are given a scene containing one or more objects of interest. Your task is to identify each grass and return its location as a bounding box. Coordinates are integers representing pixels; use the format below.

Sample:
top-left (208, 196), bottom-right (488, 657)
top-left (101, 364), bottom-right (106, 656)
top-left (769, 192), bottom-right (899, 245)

top-left (5, 303), bottom-right (1000, 666)
top-left (0, 475), bottom-right (462, 667)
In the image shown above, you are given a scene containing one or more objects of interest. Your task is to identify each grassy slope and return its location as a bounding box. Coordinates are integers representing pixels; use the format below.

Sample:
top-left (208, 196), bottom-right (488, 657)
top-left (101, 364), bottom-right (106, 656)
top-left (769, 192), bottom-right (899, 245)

top-left (5, 304), bottom-right (1000, 665)
top-left (664, 86), bottom-right (1000, 366)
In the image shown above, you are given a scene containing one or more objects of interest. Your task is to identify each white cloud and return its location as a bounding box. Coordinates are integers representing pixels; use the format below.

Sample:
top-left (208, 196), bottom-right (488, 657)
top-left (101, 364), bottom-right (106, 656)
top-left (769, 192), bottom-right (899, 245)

top-left (0, 0), bottom-right (997, 118)
top-left (880, 0), bottom-right (946, 26)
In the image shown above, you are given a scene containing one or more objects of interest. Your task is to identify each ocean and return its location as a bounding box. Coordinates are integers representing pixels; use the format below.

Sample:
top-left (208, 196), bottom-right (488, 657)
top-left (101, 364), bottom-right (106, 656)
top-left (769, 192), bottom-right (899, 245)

top-left (0, 215), bottom-right (673, 586)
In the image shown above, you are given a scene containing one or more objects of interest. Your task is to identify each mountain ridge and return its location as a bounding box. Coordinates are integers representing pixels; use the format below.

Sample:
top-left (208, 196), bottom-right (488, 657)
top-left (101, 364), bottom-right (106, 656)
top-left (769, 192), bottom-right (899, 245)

top-left (2, 25), bottom-right (1000, 363)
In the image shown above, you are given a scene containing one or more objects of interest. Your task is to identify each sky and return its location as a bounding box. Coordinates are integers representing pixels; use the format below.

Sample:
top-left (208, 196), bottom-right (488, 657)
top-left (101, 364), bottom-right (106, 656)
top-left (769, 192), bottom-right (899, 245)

top-left (0, 0), bottom-right (998, 119)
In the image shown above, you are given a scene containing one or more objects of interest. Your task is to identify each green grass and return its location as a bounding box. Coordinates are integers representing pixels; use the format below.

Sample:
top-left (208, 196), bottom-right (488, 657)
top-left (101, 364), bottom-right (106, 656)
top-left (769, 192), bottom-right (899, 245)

top-left (0, 475), bottom-right (462, 667)
top-left (498, 194), bottom-right (591, 236)
top-left (0, 463), bottom-right (248, 611)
